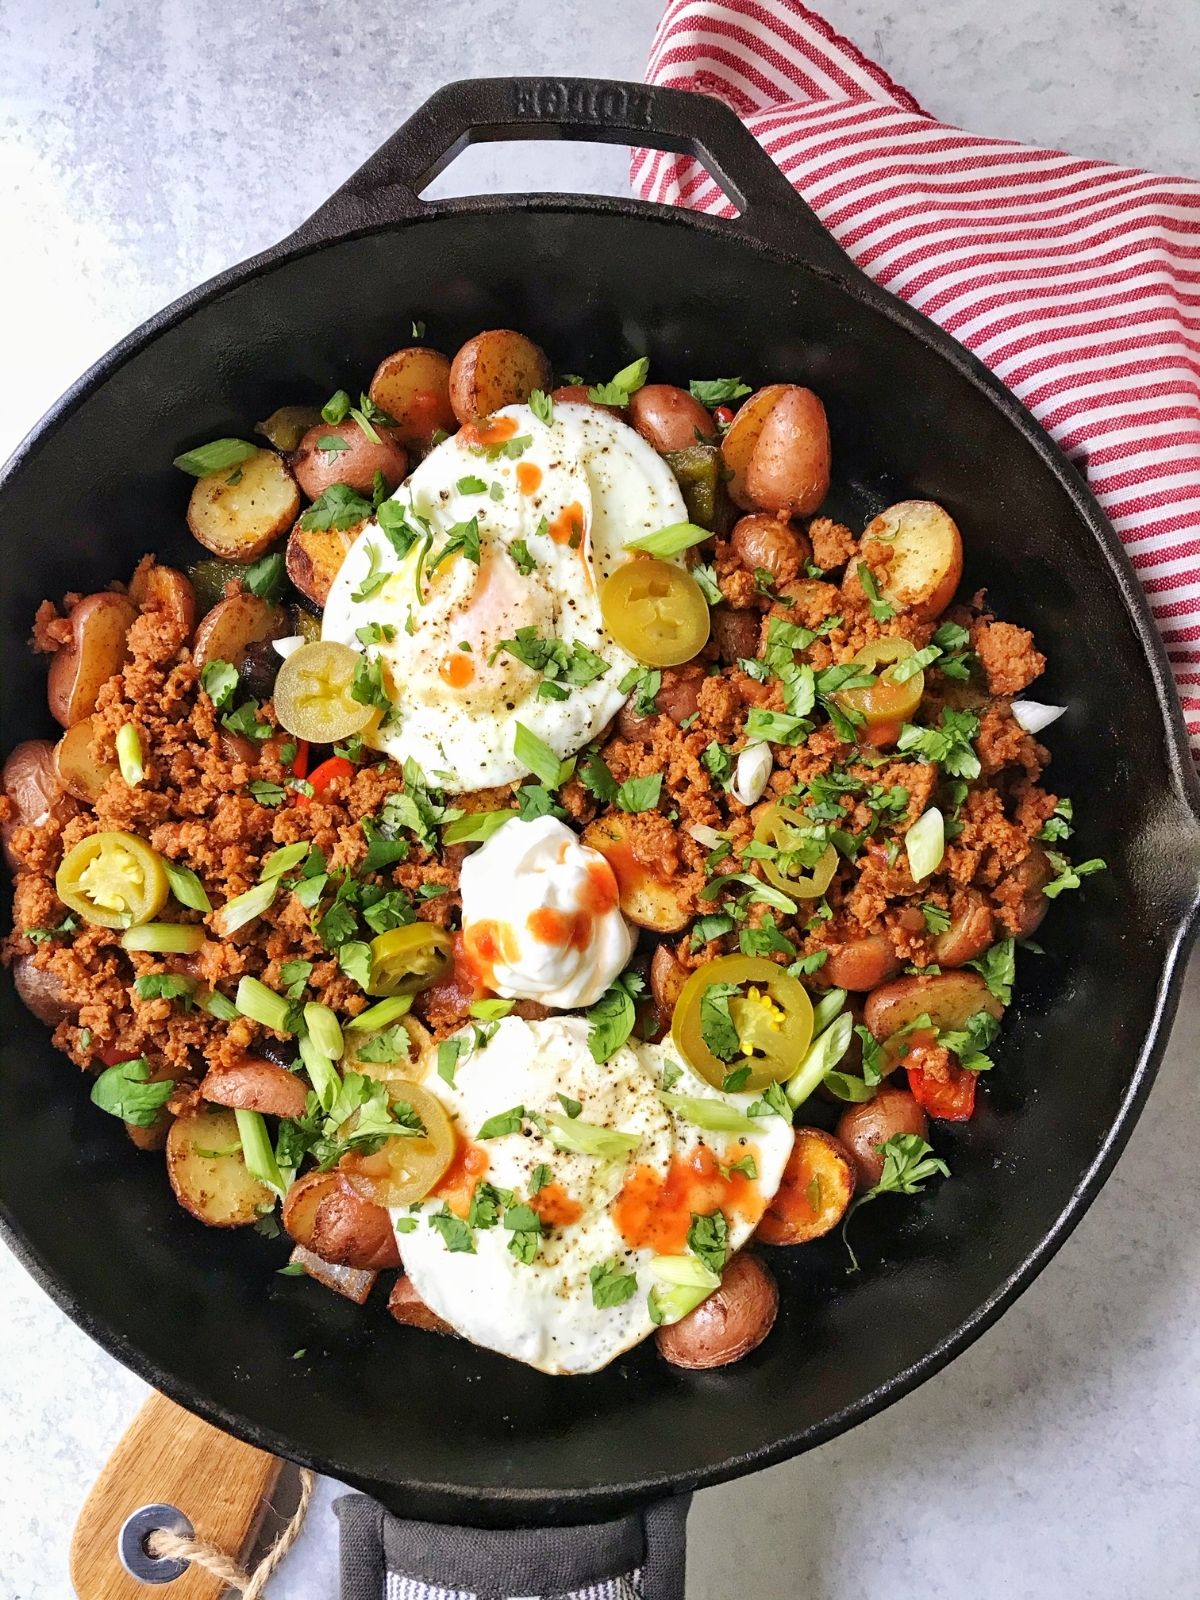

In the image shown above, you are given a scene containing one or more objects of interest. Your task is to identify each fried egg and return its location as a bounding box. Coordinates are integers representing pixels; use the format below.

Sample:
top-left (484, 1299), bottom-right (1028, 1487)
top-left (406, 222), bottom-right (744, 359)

top-left (395, 1016), bottom-right (794, 1375)
top-left (321, 402), bottom-right (688, 792)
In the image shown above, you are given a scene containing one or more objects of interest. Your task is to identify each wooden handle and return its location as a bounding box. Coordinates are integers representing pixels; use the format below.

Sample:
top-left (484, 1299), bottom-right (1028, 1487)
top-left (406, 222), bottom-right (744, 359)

top-left (70, 1391), bottom-right (283, 1600)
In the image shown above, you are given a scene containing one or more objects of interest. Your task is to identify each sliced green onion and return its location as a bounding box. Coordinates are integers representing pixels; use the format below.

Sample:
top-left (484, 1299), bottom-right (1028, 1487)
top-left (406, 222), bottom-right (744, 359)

top-left (162, 859), bottom-right (212, 913)
top-left (513, 722), bottom-right (573, 788)
top-left (260, 842), bottom-right (310, 882)
top-left (235, 976), bottom-right (292, 1033)
top-left (442, 808), bottom-right (518, 845)
top-left (468, 998), bottom-right (515, 1021)
top-left (116, 724), bottom-right (144, 787)
top-left (786, 1009), bottom-right (854, 1108)
top-left (647, 1253), bottom-right (720, 1325)
top-left (233, 1108), bottom-right (285, 1197)
top-left (196, 988), bottom-right (239, 1021)
top-left (345, 995), bottom-right (413, 1032)
top-left (623, 521), bottom-right (713, 557)
top-left (543, 1112), bottom-right (641, 1161)
top-left (213, 879), bottom-right (279, 936)
top-left (298, 1033), bottom-right (340, 1112)
top-left (172, 438), bottom-right (258, 477)
top-left (657, 1092), bottom-right (757, 1134)
top-left (905, 806), bottom-right (945, 883)
top-left (303, 1002), bottom-right (344, 1061)
top-left (120, 923), bottom-right (205, 954)
top-left (811, 988), bottom-right (848, 1036)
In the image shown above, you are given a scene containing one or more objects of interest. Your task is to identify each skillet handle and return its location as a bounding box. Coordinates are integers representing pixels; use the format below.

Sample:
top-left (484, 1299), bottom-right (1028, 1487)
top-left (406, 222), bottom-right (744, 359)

top-left (287, 75), bottom-right (853, 277)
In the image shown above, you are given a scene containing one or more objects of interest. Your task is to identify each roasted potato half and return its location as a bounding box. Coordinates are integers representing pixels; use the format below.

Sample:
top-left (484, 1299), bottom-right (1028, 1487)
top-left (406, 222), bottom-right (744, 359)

top-left (286, 521), bottom-right (362, 610)
top-left (166, 1107), bottom-right (274, 1227)
top-left (54, 717), bottom-right (117, 803)
top-left (369, 347), bottom-right (457, 445)
top-left (186, 447), bottom-right (300, 562)
top-left (11, 955), bottom-right (75, 1027)
top-left (857, 500), bottom-right (963, 622)
top-left (932, 888), bottom-right (996, 967)
top-left (2, 739), bottom-right (79, 868)
top-left (744, 386), bottom-right (831, 517)
top-left (581, 816), bottom-right (692, 932)
top-left (201, 1056), bottom-right (309, 1119)
top-left (191, 593), bottom-right (288, 673)
top-left (864, 970), bottom-right (1004, 1043)
top-left (820, 934), bottom-right (903, 992)
top-left (628, 384), bottom-right (713, 454)
top-left (287, 1243), bottom-right (377, 1305)
top-left (281, 1169), bottom-right (401, 1270)
top-left (388, 1274), bottom-right (455, 1335)
top-left (46, 592), bottom-right (137, 728)
top-left (730, 513), bottom-right (811, 585)
top-left (655, 1250), bottom-right (778, 1370)
top-left (291, 420), bottom-right (408, 501)
top-left (719, 384), bottom-right (788, 510)
top-left (448, 329), bottom-right (552, 424)
top-left (755, 1128), bottom-right (856, 1245)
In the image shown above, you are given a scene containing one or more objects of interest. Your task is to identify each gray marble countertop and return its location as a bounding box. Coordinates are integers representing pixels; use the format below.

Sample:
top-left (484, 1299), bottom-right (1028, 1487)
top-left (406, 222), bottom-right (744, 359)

top-left (2, 3), bottom-right (1198, 1596)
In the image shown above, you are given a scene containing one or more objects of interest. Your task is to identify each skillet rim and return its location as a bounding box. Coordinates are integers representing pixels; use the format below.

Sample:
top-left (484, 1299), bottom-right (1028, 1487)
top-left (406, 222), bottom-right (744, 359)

top-left (2, 190), bottom-right (1199, 1521)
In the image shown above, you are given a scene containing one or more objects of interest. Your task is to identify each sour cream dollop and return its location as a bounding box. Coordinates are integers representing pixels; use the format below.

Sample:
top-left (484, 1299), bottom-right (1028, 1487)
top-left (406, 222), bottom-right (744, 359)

top-left (459, 816), bottom-right (634, 1008)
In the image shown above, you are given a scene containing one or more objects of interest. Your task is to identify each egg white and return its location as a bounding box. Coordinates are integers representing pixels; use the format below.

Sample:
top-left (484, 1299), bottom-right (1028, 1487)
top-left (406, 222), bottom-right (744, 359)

top-left (320, 403), bottom-right (688, 793)
top-left (394, 1016), bottom-right (794, 1375)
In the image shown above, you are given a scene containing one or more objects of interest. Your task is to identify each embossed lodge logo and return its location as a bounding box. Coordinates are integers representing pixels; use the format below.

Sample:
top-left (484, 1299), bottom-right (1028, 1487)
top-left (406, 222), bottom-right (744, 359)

top-left (512, 81), bottom-right (654, 127)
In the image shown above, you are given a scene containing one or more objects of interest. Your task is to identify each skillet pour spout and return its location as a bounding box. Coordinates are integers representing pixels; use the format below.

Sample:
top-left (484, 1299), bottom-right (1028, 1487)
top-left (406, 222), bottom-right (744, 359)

top-left (1, 77), bottom-right (1198, 1527)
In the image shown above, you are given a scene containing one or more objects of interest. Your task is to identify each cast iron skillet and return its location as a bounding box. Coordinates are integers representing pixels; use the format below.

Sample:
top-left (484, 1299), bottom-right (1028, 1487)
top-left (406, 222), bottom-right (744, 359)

top-left (2, 78), bottom-right (1198, 1527)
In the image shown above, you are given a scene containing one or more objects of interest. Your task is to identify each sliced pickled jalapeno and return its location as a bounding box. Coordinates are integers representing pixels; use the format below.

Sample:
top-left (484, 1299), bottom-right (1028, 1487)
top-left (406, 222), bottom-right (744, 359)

top-left (367, 924), bottom-right (454, 997)
top-left (671, 953), bottom-right (814, 1091)
top-left (56, 831), bottom-right (170, 929)
top-left (600, 557), bottom-right (710, 667)
top-left (272, 640), bottom-right (374, 744)
top-left (835, 637), bottom-right (924, 728)
top-left (339, 1080), bottom-right (456, 1206)
top-left (753, 804), bottom-right (838, 899)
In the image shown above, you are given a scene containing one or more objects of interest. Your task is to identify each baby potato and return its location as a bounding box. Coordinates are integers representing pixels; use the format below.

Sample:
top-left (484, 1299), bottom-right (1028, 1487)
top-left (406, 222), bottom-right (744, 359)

top-left (369, 347), bottom-right (457, 445)
top-left (191, 592), bottom-right (288, 673)
top-left (720, 384), bottom-right (789, 510)
top-left (837, 1087), bottom-right (928, 1189)
top-left (581, 816), bottom-right (692, 932)
top-left (282, 1169), bottom-right (401, 1271)
top-left (200, 1056), bottom-right (309, 1120)
top-left (858, 500), bottom-right (963, 622)
top-left (650, 942), bottom-right (689, 1015)
top-left (729, 513), bottom-right (811, 585)
top-left (2, 739), bottom-right (79, 868)
top-left (996, 843), bottom-right (1053, 938)
top-left (54, 717), bottom-right (118, 803)
top-left (388, 1274), bottom-right (455, 1335)
top-left (655, 1250), bottom-right (778, 1370)
top-left (46, 592), bottom-right (137, 728)
top-left (744, 386), bottom-right (831, 517)
top-left (186, 446), bottom-right (300, 562)
top-left (549, 384), bottom-right (622, 415)
top-left (11, 955), bottom-right (75, 1027)
top-left (710, 604), bottom-right (762, 665)
top-left (291, 419), bottom-right (408, 501)
top-left (286, 522), bottom-right (363, 611)
top-left (128, 560), bottom-right (196, 635)
top-left (820, 934), bottom-right (903, 992)
top-left (287, 1243), bottom-right (377, 1305)
top-left (628, 384), bottom-right (713, 453)
top-left (755, 1128), bottom-right (856, 1245)
top-left (166, 1107), bottom-right (275, 1228)
top-left (448, 329), bottom-right (552, 424)
top-left (863, 970), bottom-right (1003, 1042)
top-left (931, 888), bottom-right (995, 967)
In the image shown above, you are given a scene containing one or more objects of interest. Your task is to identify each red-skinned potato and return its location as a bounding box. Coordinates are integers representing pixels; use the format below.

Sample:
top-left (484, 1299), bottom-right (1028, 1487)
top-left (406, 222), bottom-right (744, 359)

top-left (448, 330), bottom-right (552, 423)
top-left (129, 560), bottom-right (196, 635)
top-left (864, 970), bottom-right (1003, 1043)
top-left (288, 1244), bottom-right (378, 1305)
top-left (857, 500), bottom-right (963, 622)
top-left (820, 934), bottom-right (903, 992)
top-left (744, 387), bottom-right (831, 516)
top-left (650, 942), bottom-right (689, 1015)
top-left (837, 1088), bottom-right (928, 1189)
top-left (56, 717), bottom-right (118, 803)
top-left (282, 1169), bottom-right (401, 1270)
top-left (755, 1128), bottom-right (856, 1245)
top-left (720, 384), bottom-right (789, 509)
top-left (628, 384), bottom-right (713, 453)
top-left (996, 843), bottom-right (1053, 938)
top-left (932, 888), bottom-right (996, 967)
top-left (200, 1056), bottom-right (309, 1119)
top-left (730, 513), bottom-right (811, 585)
top-left (2, 739), bottom-right (79, 867)
top-left (388, 1274), bottom-right (455, 1334)
top-left (186, 447), bottom-right (300, 561)
top-left (549, 384), bottom-right (622, 415)
top-left (12, 956), bottom-right (75, 1027)
top-left (710, 604), bottom-right (762, 665)
top-left (655, 1250), bottom-right (778, 1370)
top-left (291, 420), bottom-right (408, 500)
top-left (167, 1106), bottom-right (274, 1226)
top-left (369, 347), bottom-right (457, 445)
top-left (191, 593), bottom-right (288, 673)
top-left (46, 593), bottom-right (136, 728)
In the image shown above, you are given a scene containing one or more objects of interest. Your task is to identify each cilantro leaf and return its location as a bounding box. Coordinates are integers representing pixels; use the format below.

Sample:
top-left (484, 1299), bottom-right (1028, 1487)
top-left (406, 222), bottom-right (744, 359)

top-left (589, 1257), bottom-right (639, 1308)
top-left (1042, 852), bottom-right (1106, 899)
top-left (200, 658), bottom-right (239, 710)
top-left (244, 551), bottom-right (286, 603)
top-left (579, 749), bottom-right (619, 804)
top-left (698, 980), bottom-right (741, 1062)
top-left (687, 1210), bottom-right (729, 1274)
top-left (298, 483), bottom-right (374, 532)
top-left (428, 1206), bottom-right (475, 1253)
top-left (747, 1081), bottom-right (791, 1120)
top-left (587, 356), bottom-right (649, 406)
top-left (615, 772), bottom-right (662, 813)
top-left (586, 972), bottom-right (646, 1064)
top-left (897, 708), bottom-right (981, 779)
top-left (856, 561), bottom-right (895, 623)
top-left (90, 1057), bottom-right (172, 1128)
top-left (477, 1104), bottom-right (526, 1140)
top-left (967, 938), bottom-right (1016, 1004)
top-left (689, 377), bottom-right (751, 406)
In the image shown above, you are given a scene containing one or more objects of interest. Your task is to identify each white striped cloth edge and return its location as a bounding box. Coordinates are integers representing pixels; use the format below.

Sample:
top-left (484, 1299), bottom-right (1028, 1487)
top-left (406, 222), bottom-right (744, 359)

top-left (633, 0), bottom-right (1200, 756)
top-left (385, 1571), bottom-right (643, 1600)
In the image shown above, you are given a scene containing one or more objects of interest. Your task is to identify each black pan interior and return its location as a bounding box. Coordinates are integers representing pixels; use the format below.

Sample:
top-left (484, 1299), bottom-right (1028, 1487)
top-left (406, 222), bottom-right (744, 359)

top-left (1, 204), bottom-right (1197, 1524)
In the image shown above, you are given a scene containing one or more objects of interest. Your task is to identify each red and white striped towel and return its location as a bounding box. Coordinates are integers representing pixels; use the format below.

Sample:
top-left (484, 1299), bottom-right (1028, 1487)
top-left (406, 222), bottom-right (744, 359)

top-left (633, 0), bottom-right (1200, 756)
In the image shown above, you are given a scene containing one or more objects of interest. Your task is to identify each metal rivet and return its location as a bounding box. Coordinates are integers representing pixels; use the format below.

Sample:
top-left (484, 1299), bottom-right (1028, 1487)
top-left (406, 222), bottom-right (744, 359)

top-left (117, 1503), bottom-right (195, 1584)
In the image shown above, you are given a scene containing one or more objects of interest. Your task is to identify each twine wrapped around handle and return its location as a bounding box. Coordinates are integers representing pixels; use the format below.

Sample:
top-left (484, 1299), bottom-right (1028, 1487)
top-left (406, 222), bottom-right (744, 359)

top-left (145, 1468), bottom-right (315, 1597)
